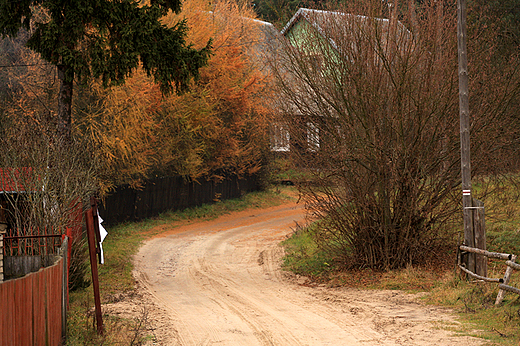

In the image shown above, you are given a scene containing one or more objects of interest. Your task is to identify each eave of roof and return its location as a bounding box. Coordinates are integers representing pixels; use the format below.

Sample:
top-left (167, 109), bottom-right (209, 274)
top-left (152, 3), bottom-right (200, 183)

top-left (281, 8), bottom-right (393, 37)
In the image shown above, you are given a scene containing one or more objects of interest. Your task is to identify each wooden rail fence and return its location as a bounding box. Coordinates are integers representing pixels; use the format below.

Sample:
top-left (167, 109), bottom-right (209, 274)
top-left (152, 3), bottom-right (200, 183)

top-left (459, 245), bottom-right (519, 305)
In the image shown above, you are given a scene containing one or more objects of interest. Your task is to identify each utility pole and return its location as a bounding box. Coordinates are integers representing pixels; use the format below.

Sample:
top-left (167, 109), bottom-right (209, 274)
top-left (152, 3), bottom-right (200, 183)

top-left (457, 0), bottom-right (475, 273)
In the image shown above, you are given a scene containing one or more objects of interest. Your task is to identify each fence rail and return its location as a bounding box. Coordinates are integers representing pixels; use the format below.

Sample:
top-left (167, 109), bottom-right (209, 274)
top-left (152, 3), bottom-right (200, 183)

top-left (459, 245), bottom-right (519, 305)
top-left (3, 227), bottom-right (62, 257)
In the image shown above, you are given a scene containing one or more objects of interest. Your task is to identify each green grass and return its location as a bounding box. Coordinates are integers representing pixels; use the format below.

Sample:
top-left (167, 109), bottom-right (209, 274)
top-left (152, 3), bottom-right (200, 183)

top-left (265, 157), bottom-right (314, 183)
top-left (66, 187), bottom-right (296, 345)
top-left (281, 221), bottom-right (336, 278)
top-left (280, 182), bottom-right (520, 345)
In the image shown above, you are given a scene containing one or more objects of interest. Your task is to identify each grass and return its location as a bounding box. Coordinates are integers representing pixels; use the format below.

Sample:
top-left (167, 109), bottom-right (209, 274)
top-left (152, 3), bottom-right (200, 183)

top-left (67, 175), bottom-right (520, 345)
top-left (281, 221), bottom-right (336, 278)
top-left (281, 186), bottom-right (520, 346)
top-left (283, 226), bottom-right (520, 345)
top-left (66, 186), bottom-right (296, 345)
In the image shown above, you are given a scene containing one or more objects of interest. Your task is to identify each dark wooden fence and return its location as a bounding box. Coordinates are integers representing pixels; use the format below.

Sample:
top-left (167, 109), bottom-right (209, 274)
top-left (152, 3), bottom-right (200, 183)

top-left (0, 254), bottom-right (66, 345)
top-left (99, 174), bottom-right (259, 225)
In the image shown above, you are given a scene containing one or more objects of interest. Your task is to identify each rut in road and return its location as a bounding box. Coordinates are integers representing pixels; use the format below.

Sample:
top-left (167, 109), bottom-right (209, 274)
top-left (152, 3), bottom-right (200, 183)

top-left (127, 202), bottom-right (484, 346)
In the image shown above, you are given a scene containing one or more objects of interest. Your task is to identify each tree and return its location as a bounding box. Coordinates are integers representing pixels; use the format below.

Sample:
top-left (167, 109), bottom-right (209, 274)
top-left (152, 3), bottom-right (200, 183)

top-left (152, 0), bottom-right (272, 179)
top-left (269, 0), bottom-right (520, 269)
top-left (253, 0), bottom-right (303, 28)
top-left (1, 0), bottom-right (272, 190)
top-left (0, 0), bottom-right (211, 143)
top-left (74, 69), bottom-right (161, 191)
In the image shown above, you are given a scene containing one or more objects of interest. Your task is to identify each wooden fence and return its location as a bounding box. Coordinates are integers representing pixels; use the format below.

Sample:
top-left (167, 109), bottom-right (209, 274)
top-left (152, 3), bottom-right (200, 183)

top-left (459, 245), bottom-right (519, 305)
top-left (2, 227), bottom-right (63, 280)
top-left (99, 174), bottom-right (259, 225)
top-left (0, 238), bottom-right (68, 345)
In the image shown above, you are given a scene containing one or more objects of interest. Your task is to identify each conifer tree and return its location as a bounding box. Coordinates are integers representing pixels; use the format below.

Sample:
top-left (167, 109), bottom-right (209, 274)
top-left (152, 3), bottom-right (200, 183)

top-left (0, 0), bottom-right (211, 143)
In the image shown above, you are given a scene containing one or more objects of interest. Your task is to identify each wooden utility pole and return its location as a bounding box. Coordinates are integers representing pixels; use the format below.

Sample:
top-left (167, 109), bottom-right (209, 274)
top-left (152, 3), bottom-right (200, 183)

top-left (457, 0), bottom-right (475, 273)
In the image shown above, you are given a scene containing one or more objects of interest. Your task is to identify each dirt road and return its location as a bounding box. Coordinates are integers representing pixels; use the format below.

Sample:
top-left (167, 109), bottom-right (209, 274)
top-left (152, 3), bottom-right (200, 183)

top-left (112, 202), bottom-right (484, 345)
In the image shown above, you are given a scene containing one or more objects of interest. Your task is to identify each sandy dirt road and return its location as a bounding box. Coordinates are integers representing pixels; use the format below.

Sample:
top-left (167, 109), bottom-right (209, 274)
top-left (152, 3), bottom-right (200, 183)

top-left (109, 201), bottom-right (485, 345)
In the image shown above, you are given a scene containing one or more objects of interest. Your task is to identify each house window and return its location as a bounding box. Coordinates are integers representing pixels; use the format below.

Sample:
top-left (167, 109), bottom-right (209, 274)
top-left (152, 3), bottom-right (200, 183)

top-left (270, 123), bottom-right (290, 152)
top-left (307, 122), bottom-right (320, 152)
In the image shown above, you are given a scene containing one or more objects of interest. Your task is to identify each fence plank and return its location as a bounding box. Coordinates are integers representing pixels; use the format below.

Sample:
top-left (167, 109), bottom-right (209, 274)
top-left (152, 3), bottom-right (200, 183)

top-left (496, 254), bottom-right (517, 305)
top-left (3, 280), bottom-right (14, 346)
top-left (505, 260), bottom-right (520, 270)
top-left (498, 283), bottom-right (520, 295)
top-left (0, 280), bottom-right (6, 345)
top-left (14, 275), bottom-right (32, 345)
top-left (0, 280), bottom-right (3, 345)
top-left (32, 270), bottom-right (45, 346)
top-left (50, 261), bottom-right (63, 346)
top-left (473, 199), bottom-right (487, 277)
top-left (61, 237), bottom-right (68, 341)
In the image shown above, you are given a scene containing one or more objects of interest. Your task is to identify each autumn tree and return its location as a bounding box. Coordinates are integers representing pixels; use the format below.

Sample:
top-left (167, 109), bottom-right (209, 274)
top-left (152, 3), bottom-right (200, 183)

top-left (2, 0), bottom-right (272, 191)
top-left (71, 0), bottom-right (273, 186)
top-left (152, 0), bottom-right (273, 180)
top-left (74, 70), bottom-right (161, 191)
top-left (270, 0), bottom-right (520, 269)
top-left (0, 86), bottom-right (98, 235)
top-left (0, 0), bottom-right (210, 143)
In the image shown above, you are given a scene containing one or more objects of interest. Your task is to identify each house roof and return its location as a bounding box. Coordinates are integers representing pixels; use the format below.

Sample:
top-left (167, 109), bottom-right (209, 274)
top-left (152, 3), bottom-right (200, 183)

top-left (282, 8), bottom-right (391, 35)
top-left (281, 8), bottom-right (412, 51)
top-left (0, 167), bottom-right (38, 193)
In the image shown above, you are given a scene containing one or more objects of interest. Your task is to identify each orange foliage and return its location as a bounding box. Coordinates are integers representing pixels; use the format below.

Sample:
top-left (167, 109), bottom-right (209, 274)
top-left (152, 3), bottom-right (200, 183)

top-left (74, 69), bottom-right (162, 190)
top-left (2, 0), bottom-right (273, 190)
top-left (155, 0), bottom-right (272, 179)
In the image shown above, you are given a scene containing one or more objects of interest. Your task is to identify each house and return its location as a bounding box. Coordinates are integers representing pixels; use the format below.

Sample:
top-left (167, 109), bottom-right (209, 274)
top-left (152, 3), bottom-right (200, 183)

top-left (270, 8), bottom-right (414, 155)
top-left (0, 167), bottom-right (80, 279)
top-left (0, 167), bottom-right (37, 230)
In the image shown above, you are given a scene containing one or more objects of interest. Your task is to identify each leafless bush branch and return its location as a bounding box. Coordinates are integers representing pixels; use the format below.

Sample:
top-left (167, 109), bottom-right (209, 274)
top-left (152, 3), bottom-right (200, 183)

top-left (269, 0), bottom-right (520, 270)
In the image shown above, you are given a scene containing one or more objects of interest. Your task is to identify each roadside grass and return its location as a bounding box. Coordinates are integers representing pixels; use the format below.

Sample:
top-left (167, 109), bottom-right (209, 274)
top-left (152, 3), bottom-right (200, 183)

top-left (66, 186), bottom-right (296, 345)
top-left (265, 157), bottom-right (315, 183)
top-left (282, 193), bottom-right (520, 345)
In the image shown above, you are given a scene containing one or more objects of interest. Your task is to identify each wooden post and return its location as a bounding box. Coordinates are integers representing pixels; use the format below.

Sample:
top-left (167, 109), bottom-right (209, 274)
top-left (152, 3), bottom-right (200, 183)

top-left (457, 0), bottom-right (475, 274)
top-left (472, 199), bottom-right (487, 277)
top-left (86, 208), bottom-right (104, 334)
top-left (61, 236), bottom-right (68, 341)
top-left (496, 254), bottom-right (517, 305)
top-left (90, 197), bottom-right (102, 264)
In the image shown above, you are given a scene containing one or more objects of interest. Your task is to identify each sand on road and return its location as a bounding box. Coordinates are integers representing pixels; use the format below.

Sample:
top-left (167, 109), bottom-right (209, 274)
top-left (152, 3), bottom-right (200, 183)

top-left (105, 202), bottom-right (484, 345)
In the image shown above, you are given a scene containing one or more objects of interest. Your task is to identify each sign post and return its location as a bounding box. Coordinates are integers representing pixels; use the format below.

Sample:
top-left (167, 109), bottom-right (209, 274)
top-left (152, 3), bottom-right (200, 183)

top-left (86, 202), bottom-right (104, 334)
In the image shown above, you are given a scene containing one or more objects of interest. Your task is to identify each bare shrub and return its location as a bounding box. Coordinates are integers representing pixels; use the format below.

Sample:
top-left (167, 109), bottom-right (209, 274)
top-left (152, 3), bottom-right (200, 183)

top-left (1, 84), bottom-right (98, 286)
top-left (269, 0), bottom-right (520, 270)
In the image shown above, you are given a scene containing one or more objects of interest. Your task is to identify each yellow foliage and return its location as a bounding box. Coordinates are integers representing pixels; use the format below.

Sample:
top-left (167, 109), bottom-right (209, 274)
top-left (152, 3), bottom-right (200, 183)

top-left (76, 0), bottom-right (273, 186)
top-left (74, 69), bottom-right (161, 191)
top-left (155, 0), bottom-right (272, 179)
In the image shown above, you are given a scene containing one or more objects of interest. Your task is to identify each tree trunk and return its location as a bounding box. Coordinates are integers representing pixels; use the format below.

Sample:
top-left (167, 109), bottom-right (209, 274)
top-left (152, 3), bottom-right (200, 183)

top-left (57, 64), bottom-right (73, 144)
